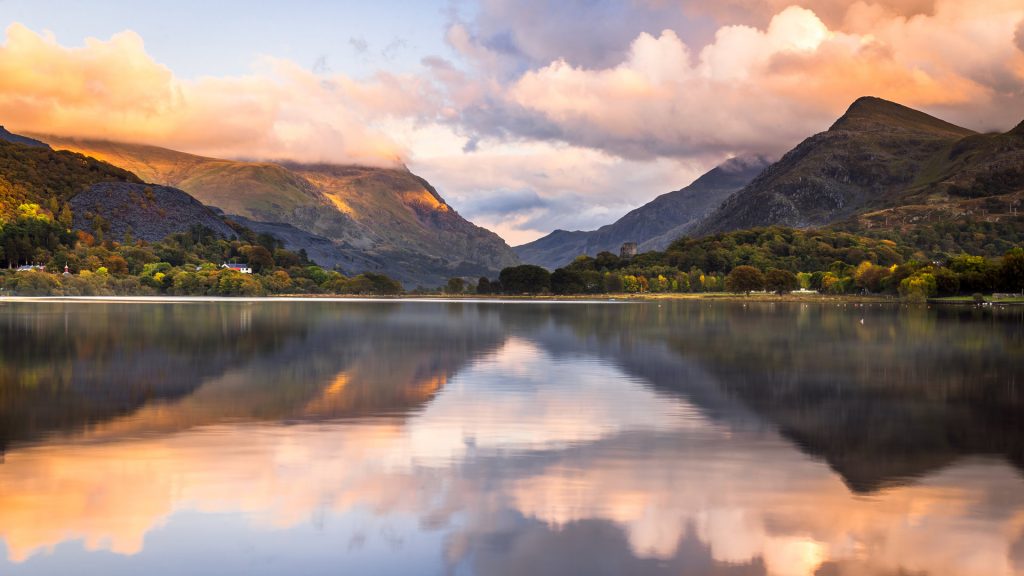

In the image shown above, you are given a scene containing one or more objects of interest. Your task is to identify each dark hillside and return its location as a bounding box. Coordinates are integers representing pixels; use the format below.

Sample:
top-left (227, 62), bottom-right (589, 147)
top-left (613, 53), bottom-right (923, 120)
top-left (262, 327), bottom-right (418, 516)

top-left (70, 182), bottom-right (237, 242)
top-left (698, 97), bottom-right (977, 234)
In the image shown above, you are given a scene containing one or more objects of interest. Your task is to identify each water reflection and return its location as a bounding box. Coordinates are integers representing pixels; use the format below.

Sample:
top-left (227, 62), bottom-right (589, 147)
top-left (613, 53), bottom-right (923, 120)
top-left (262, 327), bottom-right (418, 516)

top-left (0, 301), bottom-right (1021, 576)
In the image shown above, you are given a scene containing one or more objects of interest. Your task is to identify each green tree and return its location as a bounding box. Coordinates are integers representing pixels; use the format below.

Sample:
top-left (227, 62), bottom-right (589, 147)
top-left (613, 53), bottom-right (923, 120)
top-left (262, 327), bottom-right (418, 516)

top-left (594, 251), bottom-right (620, 270)
top-left (57, 204), bottom-right (73, 228)
top-left (550, 269), bottom-right (585, 295)
top-left (499, 265), bottom-right (551, 294)
top-left (361, 273), bottom-right (403, 295)
top-left (999, 248), bottom-right (1024, 293)
top-left (445, 277), bottom-right (467, 294)
top-left (899, 273), bottom-right (937, 302)
top-left (796, 272), bottom-right (812, 290)
top-left (932, 266), bottom-right (961, 296)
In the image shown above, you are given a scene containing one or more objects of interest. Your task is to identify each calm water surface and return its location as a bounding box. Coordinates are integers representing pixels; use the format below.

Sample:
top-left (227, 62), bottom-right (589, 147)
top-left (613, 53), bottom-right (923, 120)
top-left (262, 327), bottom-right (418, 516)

top-left (0, 300), bottom-right (1022, 575)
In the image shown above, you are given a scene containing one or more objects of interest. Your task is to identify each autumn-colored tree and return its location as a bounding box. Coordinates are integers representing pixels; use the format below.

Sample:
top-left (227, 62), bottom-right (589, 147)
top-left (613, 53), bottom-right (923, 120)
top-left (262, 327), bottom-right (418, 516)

top-left (853, 261), bottom-right (890, 293)
top-left (764, 268), bottom-right (798, 294)
top-left (241, 245), bottom-right (274, 273)
top-left (725, 266), bottom-right (765, 295)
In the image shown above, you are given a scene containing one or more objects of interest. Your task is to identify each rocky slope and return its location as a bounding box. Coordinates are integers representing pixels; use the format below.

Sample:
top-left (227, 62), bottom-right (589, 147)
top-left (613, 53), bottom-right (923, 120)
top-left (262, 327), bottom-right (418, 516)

top-left (34, 135), bottom-right (519, 287)
top-left (516, 156), bottom-right (770, 269)
top-left (696, 97), bottom-right (1024, 235)
top-left (70, 182), bottom-right (237, 242)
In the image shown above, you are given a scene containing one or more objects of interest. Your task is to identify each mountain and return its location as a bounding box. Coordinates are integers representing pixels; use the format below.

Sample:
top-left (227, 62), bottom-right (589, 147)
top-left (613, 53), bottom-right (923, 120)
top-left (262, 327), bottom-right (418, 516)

top-left (515, 156), bottom-right (771, 269)
top-left (696, 97), bottom-right (1024, 236)
top-left (70, 182), bottom-right (237, 242)
top-left (31, 135), bottom-right (520, 287)
top-left (0, 126), bottom-right (48, 149)
top-left (0, 137), bottom-right (140, 221)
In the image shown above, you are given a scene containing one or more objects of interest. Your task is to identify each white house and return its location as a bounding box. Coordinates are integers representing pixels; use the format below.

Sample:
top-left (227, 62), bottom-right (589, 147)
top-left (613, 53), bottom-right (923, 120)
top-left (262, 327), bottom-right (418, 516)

top-left (222, 263), bottom-right (253, 274)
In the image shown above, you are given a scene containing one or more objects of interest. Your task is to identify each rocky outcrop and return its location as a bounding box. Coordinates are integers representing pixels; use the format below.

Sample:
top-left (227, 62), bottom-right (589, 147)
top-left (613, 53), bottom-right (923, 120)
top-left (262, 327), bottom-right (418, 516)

top-left (70, 182), bottom-right (236, 242)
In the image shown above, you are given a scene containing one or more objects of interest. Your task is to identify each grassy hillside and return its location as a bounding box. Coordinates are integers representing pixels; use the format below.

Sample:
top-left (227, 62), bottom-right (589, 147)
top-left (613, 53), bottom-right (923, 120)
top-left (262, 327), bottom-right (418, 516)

top-left (28, 135), bottom-right (327, 221)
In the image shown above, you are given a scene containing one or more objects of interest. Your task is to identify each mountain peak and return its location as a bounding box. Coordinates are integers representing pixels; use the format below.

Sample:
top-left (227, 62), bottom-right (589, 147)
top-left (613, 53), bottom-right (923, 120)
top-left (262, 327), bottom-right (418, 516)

top-left (829, 96), bottom-right (974, 137)
top-left (1009, 119), bottom-right (1024, 136)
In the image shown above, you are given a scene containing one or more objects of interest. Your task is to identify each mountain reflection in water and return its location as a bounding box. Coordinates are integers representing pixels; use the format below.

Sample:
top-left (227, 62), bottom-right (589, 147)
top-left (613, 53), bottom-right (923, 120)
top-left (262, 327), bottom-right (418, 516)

top-left (0, 300), bottom-right (1021, 576)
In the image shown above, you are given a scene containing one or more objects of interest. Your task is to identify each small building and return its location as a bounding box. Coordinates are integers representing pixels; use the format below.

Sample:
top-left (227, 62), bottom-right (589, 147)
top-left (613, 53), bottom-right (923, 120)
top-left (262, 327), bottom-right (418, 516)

top-left (222, 263), bottom-right (253, 274)
top-left (15, 264), bottom-right (45, 272)
top-left (620, 242), bottom-right (638, 259)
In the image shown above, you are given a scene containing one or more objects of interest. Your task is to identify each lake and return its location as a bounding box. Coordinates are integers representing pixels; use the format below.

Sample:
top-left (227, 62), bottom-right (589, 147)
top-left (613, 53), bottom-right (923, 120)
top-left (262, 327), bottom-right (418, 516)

top-left (0, 299), bottom-right (1022, 575)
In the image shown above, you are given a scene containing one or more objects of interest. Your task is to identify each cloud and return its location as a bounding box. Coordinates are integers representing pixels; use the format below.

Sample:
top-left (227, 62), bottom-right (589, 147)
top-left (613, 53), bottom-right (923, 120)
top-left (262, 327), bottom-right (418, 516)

top-left (402, 129), bottom-right (705, 244)
top-left (682, 0), bottom-right (940, 28)
top-left (448, 0), bottom-right (713, 73)
top-left (0, 24), bottom-right (437, 166)
top-left (3, 2), bottom-right (1024, 243)
top-left (349, 36), bottom-right (368, 55)
top-left (446, 1), bottom-right (1024, 160)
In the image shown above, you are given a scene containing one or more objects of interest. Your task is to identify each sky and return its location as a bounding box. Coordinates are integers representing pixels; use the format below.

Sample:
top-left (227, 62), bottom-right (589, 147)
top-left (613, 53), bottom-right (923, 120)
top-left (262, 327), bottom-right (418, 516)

top-left (1, 0), bottom-right (1024, 245)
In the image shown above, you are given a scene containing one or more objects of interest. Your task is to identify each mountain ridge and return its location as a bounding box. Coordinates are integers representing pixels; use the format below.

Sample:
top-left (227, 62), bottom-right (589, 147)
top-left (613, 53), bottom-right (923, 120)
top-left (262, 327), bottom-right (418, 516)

top-left (30, 134), bottom-right (519, 287)
top-left (0, 126), bottom-right (49, 149)
top-left (695, 96), bottom-right (1020, 236)
top-left (515, 155), bottom-right (771, 269)
top-left (829, 96), bottom-right (976, 137)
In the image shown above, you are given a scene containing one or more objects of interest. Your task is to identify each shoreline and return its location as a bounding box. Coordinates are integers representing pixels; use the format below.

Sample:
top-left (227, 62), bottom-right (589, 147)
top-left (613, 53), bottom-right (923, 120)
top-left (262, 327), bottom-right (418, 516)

top-left (0, 293), bottom-right (905, 304)
top-left (2, 293), bottom-right (1020, 305)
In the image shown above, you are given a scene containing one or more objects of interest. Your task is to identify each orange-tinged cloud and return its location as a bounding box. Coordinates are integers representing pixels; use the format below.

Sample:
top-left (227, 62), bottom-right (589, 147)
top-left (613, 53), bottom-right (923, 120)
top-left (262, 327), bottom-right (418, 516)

top-left (495, 1), bottom-right (1024, 159)
top-left (684, 0), bottom-right (939, 27)
top-left (0, 23), bottom-right (427, 166)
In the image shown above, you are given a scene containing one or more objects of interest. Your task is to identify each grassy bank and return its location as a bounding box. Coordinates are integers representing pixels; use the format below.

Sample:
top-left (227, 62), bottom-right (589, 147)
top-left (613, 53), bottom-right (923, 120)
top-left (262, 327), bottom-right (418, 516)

top-left (930, 295), bottom-right (1024, 304)
top-left (268, 292), bottom-right (902, 304)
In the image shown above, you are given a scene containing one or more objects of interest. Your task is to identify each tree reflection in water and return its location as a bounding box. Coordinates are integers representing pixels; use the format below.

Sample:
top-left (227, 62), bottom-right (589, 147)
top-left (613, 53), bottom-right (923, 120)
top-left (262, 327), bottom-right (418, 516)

top-left (0, 300), bottom-right (1020, 576)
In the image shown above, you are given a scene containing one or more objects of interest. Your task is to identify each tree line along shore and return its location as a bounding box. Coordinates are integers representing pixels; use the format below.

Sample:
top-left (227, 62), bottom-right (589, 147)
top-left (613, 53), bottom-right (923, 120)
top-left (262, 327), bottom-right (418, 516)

top-left (3, 214), bottom-right (1022, 302)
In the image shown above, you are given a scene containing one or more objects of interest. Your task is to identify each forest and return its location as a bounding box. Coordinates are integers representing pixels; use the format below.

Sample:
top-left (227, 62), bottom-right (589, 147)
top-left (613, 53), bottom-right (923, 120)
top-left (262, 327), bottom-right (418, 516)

top-left (470, 227), bottom-right (1024, 301)
top-left (0, 204), bottom-right (403, 296)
